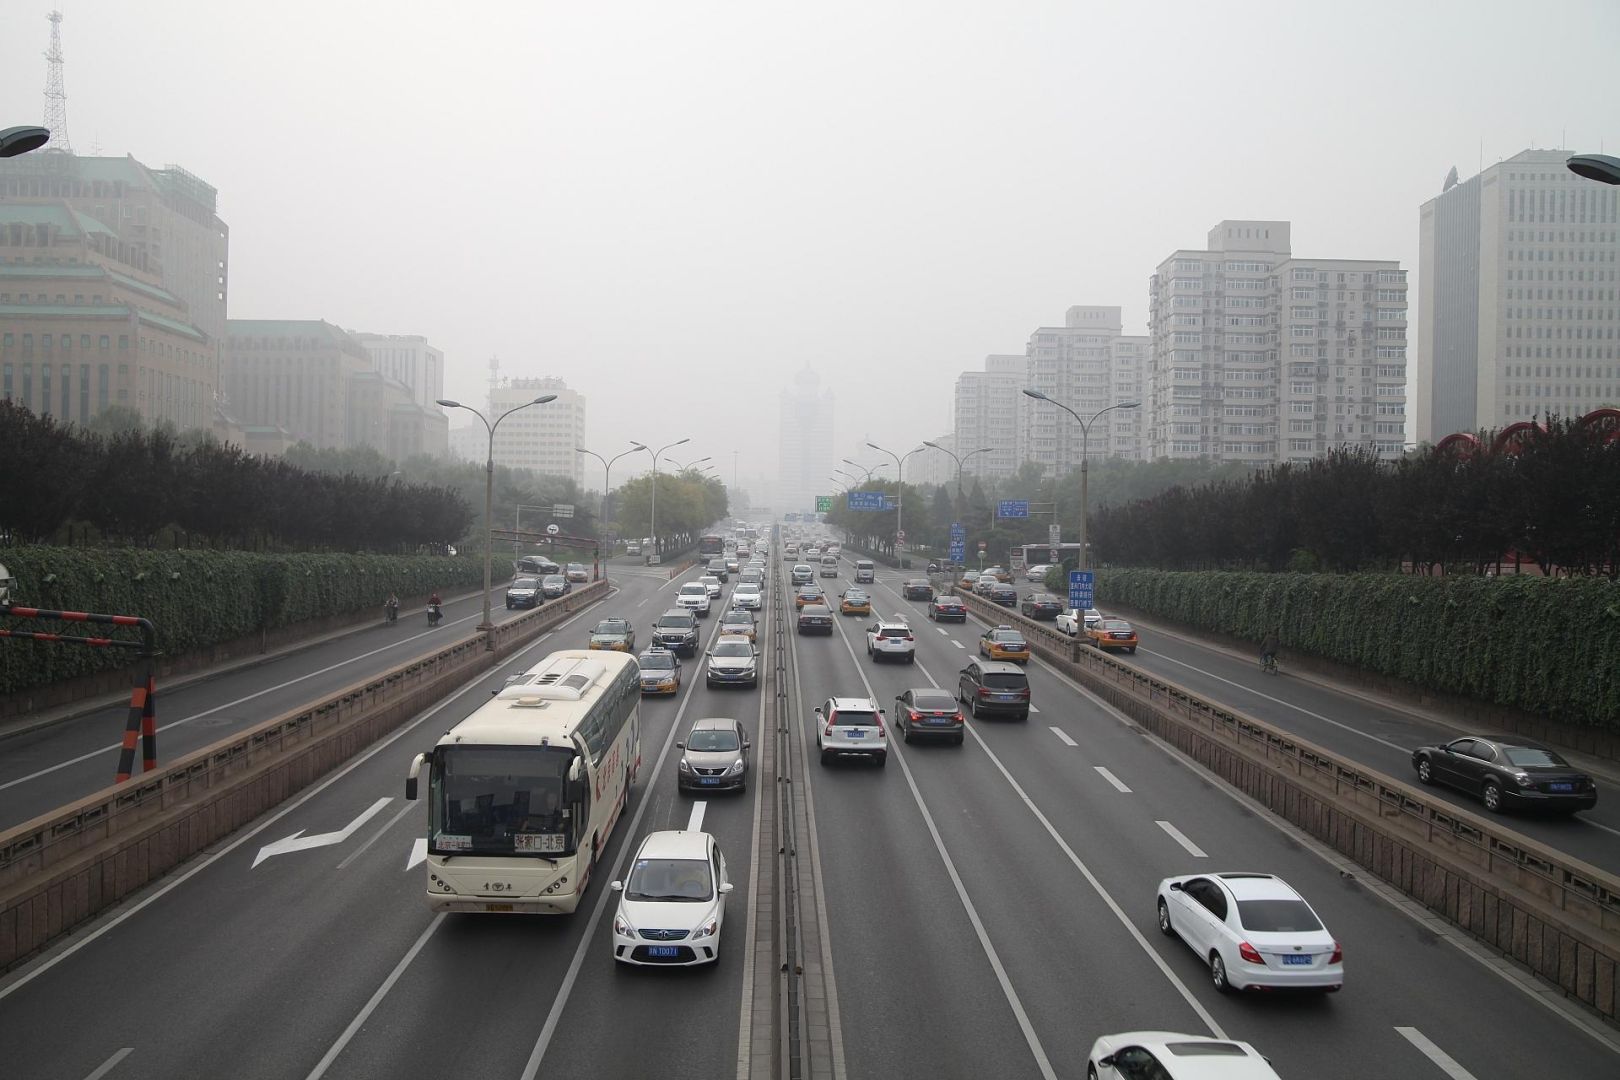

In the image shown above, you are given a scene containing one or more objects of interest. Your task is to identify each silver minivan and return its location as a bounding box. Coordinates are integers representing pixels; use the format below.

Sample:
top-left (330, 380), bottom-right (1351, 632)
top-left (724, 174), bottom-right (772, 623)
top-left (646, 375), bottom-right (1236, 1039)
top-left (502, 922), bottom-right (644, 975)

top-left (819, 554), bottom-right (839, 578)
top-left (791, 563), bottom-right (815, 585)
top-left (853, 559), bottom-right (875, 583)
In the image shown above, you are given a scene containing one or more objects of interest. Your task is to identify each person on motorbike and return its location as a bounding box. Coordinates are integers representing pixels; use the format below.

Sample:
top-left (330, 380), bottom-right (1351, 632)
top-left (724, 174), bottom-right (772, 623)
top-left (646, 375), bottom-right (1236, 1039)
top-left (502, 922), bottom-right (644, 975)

top-left (385, 593), bottom-right (400, 622)
top-left (1259, 631), bottom-right (1280, 672)
top-left (428, 591), bottom-right (442, 607)
top-left (427, 590), bottom-right (443, 626)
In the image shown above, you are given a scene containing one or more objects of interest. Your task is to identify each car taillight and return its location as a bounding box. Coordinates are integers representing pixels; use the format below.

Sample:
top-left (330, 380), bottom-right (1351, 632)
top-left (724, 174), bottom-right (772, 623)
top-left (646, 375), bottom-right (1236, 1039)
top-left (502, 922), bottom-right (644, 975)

top-left (978, 686), bottom-right (991, 696)
top-left (875, 715), bottom-right (886, 736)
top-left (904, 634), bottom-right (914, 641)
top-left (1329, 941), bottom-right (1342, 964)
top-left (909, 710), bottom-right (923, 723)
top-left (1019, 688), bottom-right (1030, 699)
top-left (1238, 942), bottom-right (1264, 965)
top-left (824, 719), bottom-right (835, 737)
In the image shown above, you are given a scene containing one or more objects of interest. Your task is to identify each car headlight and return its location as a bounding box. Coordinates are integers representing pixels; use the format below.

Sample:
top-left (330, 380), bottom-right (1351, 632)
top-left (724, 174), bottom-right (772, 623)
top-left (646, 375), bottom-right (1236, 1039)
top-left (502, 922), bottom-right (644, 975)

top-left (728, 759), bottom-right (746, 775)
top-left (614, 912), bottom-right (636, 937)
top-left (691, 912), bottom-right (720, 939)
top-left (678, 758), bottom-right (692, 772)
top-left (1514, 772), bottom-right (1534, 787)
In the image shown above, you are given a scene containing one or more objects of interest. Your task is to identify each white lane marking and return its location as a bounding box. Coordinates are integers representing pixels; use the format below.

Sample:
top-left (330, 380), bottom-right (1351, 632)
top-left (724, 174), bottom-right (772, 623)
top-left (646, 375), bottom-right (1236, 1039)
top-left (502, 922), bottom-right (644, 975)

top-left (516, 582), bottom-right (737, 1080)
top-left (0, 594), bottom-right (613, 1004)
top-left (1028, 704), bottom-right (1040, 714)
top-left (1095, 767), bottom-right (1132, 794)
top-left (1139, 647), bottom-right (1412, 755)
top-left (950, 639), bottom-right (964, 649)
top-left (336, 800), bottom-right (416, 871)
top-left (686, 800), bottom-right (707, 834)
top-left (1049, 727), bottom-right (1077, 747)
top-left (935, 627), bottom-right (949, 636)
top-left (1577, 816), bottom-right (1620, 840)
top-left (636, 597), bottom-right (648, 608)
top-left (901, 651), bottom-right (1227, 1039)
top-left (826, 618), bottom-right (1057, 1080)
top-left (303, 914), bottom-right (447, 1080)
top-left (82, 1048), bottom-right (134, 1080)
top-left (1156, 820), bottom-right (1208, 858)
top-left (406, 838), bottom-right (428, 871)
top-left (253, 797), bottom-right (393, 868)
top-left (1395, 1027), bottom-right (1481, 1080)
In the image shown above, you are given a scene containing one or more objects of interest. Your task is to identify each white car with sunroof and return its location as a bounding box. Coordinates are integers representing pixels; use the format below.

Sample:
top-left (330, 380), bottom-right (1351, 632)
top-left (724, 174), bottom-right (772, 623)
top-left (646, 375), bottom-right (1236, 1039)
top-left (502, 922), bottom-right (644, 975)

top-left (1156, 872), bottom-right (1342, 993)
top-left (610, 830), bottom-right (732, 966)
top-left (1088, 1032), bottom-right (1282, 1079)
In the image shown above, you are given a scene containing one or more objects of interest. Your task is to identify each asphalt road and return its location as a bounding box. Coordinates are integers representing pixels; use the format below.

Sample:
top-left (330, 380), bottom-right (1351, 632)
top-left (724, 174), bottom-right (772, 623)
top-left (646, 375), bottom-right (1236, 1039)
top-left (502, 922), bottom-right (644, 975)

top-left (964, 571), bottom-right (1620, 873)
top-left (0, 545), bottom-right (1614, 1080)
top-left (0, 559), bottom-right (659, 829)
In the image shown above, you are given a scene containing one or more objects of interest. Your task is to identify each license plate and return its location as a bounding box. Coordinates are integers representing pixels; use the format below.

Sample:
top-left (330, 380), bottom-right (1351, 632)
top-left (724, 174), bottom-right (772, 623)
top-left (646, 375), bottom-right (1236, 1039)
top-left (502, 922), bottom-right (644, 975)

top-left (846, 730), bottom-right (865, 738)
top-left (1282, 954), bottom-right (1312, 965)
top-left (1548, 783), bottom-right (1574, 793)
top-left (647, 945), bottom-right (680, 957)
top-left (485, 903), bottom-right (514, 912)
top-left (997, 694), bottom-right (1018, 701)
top-left (928, 717), bottom-right (953, 725)
top-left (701, 778), bottom-right (720, 785)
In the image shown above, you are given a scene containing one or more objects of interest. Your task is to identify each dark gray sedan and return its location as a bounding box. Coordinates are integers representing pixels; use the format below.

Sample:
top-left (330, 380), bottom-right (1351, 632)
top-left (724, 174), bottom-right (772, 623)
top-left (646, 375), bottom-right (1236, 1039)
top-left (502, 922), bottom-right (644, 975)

top-left (1412, 736), bottom-right (1597, 814)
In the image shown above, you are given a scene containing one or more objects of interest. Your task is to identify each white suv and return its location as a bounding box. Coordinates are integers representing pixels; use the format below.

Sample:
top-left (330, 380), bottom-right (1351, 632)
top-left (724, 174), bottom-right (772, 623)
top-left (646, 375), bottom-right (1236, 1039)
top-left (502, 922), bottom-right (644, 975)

top-left (676, 581), bottom-right (712, 618)
top-left (814, 697), bottom-right (888, 767)
top-left (864, 619), bottom-right (916, 664)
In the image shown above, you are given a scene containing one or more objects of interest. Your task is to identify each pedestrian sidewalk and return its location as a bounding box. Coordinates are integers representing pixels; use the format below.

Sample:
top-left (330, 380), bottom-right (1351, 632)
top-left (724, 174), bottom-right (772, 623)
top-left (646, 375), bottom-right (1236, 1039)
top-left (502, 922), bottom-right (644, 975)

top-left (0, 585), bottom-right (487, 745)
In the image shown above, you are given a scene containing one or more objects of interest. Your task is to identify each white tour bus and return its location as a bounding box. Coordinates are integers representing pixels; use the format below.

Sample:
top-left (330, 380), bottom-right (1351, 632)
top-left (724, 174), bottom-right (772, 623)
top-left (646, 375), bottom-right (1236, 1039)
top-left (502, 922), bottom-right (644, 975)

top-left (404, 650), bottom-right (642, 913)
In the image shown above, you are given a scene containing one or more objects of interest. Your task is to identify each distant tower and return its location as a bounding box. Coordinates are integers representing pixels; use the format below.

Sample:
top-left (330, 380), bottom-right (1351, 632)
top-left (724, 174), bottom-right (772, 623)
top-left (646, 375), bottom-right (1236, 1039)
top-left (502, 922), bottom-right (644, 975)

top-left (487, 354), bottom-right (501, 411)
top-left (42, 10), bottom-right (71, 154)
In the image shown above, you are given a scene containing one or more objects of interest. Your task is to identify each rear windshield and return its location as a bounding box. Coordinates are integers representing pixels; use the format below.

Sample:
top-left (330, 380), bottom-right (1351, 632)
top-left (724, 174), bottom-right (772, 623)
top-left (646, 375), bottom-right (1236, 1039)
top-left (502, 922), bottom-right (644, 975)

top-left (983, 673), bottom-right (1027, 689)
top-left (1503, 747), bottom-right (1569, 767)
top-left (877, 627), bottom-right (909, 639)
top-left (1236, 899), bottom-right (1323, 933)
top-left (856, 562), bottom-right (874, 569)
top-left (835, 711), bottom-right (877, 726)
top-left (911, 691), bottom-right (955, 710)
top-left (511, 578), bottom-right (539, 589)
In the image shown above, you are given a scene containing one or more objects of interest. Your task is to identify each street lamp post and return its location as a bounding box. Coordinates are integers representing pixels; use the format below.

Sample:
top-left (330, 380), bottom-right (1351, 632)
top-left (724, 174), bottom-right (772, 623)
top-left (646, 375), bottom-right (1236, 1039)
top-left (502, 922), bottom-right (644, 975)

top-left (1021, 390), bottom-right (1140, 572)
top-left (841, 458), bottom-right (888, 485)
top-left (922, 441), bottom-right (994, 511)
top-left (1567, 154), bottom-right (1620, 185)
top-left (664, 454), bottom-right (712, 473)
top-left (0, 126), bottom-right (51, 158)
top-left (866, 441), bottom-right (924, 563)
top-left (576, 442), bottom-right (646, 582)
top-left (638, 438), bottom-right (690, 560)
top-left (436, 393), bottom-right (558, 646)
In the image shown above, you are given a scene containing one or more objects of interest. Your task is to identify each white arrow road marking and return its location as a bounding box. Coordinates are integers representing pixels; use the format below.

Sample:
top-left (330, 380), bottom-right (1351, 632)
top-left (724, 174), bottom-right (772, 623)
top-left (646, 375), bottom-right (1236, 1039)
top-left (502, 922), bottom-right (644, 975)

top-left (1095, 767), bottom-right (1132, 793)
top-left (1049, 727), bottom-right (1077, 747)
top-left (407, 838), bottom-right (428, 871)
top-left (1156, 820), bottom-right (1207, 858)
top-left (686, 800), bottom-right (707, 833)
top-left (252, 797), bottom-right (392, 868)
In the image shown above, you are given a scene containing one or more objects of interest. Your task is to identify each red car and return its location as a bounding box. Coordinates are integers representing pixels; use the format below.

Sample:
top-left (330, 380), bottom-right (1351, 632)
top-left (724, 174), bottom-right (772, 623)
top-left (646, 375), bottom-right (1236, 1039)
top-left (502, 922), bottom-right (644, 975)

top-left (928, 596), bottom-right (967, 622)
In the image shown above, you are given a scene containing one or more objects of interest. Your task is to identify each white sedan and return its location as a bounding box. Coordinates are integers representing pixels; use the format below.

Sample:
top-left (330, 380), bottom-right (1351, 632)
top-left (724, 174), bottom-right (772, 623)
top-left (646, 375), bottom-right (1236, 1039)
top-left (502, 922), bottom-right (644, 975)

top-left (1156, 872), bottom-right (1342, 993)
top-left (1088, 1032), bottom-right (1282, 1079)
top-left (732, 583), bottom-right (763, 610)
top-left (611, 830), bottom-right (732, 966)
top-left (1024, 563), bottom-right (1052, 582)
top-left (1054, 607), bottom-right (1101, 636)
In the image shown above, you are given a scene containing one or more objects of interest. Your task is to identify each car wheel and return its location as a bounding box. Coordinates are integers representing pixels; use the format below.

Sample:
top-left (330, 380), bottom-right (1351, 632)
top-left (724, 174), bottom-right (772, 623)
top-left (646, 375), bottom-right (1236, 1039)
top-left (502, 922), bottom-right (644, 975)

top-left (1157, 898), bottom-right (1175, 937)
top-left (952, 733), bottom-right (964, 746)
top-left (1128, 647), bottom-right (1137, 654)
top-left (1210, 952), bottom-right (1232, 993)
top-left (1017, 710), bottom-right (1029, 722)
top-left (969, 696), bottom-right (979, 719)
top-left (1416, 758), bottom-right (1434, 784)
top-left (820, 750), bottom-right (833, 766)
top-left (1087, 1067), bottom-right (1098, 1080)
top-left (1483, 781), bottom-right (1504, 813)
top-left (907, 653), bottom-right (915, 664)
top-left (902, 724), bottom-right (914, 744)
top-left (876, 753), bottom-right (887, 768)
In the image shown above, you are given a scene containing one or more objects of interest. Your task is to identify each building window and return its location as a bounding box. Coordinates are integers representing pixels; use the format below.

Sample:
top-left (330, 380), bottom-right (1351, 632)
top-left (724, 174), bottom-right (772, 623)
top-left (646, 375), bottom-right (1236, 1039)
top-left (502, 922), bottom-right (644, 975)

top-left (99, 335), bottom-right (110, 350)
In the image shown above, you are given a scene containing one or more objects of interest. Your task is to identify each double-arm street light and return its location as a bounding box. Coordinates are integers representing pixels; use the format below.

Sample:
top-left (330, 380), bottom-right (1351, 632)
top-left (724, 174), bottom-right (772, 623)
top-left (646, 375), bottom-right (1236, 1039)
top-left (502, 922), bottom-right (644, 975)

top-left (841, 458), bottom-right (888, 485)
top-left (1021, 390), bottom-right (1140, 572)
top-left (637, 438), bottom-right (690, 559)
top-left (866, 441), bottom-right (925, 562)
top-left (665, 454), bottom-right (712, 473)
top-left (922, 441), bottom-right (995, 509)
top-left (436, 392), bottom-right (558, 645)
top-left (576, 442), bottom-right (646, 581)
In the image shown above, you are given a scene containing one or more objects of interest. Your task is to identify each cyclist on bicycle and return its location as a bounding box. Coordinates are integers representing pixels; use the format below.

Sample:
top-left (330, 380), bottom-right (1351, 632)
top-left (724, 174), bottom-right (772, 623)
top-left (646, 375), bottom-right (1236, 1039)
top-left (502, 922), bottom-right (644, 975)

top-left (1259, 631), bottom-right (1279, 671)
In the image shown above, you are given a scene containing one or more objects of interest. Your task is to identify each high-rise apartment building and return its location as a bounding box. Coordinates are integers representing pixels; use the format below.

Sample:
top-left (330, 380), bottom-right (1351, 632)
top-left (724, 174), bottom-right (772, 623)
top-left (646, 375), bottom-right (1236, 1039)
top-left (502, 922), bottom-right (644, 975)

top-left (778, 367), bottom-right (835, 514)
top-left (1415, 149), bottom-right (1620, 443)
top-left (1148, 221), bottom-right (1407, 464)
top-left (350, 332), bottom-right (445, 412)
top-left (910, 433), bottom-right (958, 488)
top-left (1022, 307), bottom-right (1149, 475)
top-left (488, 376), bottom-right (586, 485)
top-left (953, 355), bottom-right (1024, 482)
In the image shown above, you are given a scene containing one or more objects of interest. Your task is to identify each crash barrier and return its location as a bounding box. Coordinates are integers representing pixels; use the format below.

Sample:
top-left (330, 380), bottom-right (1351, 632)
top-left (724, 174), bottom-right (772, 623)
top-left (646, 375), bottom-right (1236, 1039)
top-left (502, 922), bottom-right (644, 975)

top-left (0, 580), bottom-right (608, 971)
top-left (948, 584), bottom-right (1620, 1022)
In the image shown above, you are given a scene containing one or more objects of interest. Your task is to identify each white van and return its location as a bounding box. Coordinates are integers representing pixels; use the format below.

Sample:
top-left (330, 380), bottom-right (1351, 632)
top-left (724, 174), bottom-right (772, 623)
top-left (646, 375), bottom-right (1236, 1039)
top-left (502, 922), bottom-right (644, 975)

top-left (819, 554), bottom-right (839, 578)
top-left (853, 559), bottom-right (875, 584)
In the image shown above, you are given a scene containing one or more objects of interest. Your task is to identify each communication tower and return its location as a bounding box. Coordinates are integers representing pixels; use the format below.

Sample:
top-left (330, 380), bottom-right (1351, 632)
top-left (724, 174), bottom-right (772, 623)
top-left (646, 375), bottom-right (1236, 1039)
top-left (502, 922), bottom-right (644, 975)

top-left (42, 10), bottom-right (71, 154)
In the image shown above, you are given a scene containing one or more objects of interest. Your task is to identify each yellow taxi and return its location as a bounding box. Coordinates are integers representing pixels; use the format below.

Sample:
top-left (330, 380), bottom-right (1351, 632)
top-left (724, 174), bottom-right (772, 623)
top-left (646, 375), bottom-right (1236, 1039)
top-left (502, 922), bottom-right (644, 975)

top-left (588, 617), bottom-right (636, 652)
top-left (1086, 617), bottom-right (1139, 654)
top-left (795, 586), bottom-right (826, 610)
top-left (636, 648), bottom-right (682, 694)
top-left (986, 566), bottom-right (1012, 583)
top-left (979, 626), bottom-right (1031, 663)
top-left (719, 609), bottom-right (757, 642)
top-left (839, 589), bottom-right (872, 616)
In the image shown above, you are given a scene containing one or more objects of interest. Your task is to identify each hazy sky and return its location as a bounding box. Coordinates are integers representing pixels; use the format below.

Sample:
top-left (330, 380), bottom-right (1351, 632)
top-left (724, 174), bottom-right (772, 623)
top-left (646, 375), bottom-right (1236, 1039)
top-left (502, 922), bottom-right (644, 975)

top-left (3, 1), bottom-right (1618, 495)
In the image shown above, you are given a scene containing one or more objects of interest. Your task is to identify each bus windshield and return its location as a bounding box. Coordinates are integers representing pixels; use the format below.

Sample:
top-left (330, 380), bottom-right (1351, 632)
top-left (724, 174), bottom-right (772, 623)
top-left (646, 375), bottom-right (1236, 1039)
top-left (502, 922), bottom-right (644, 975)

top-left (430, 744), bottom-right (579, 858)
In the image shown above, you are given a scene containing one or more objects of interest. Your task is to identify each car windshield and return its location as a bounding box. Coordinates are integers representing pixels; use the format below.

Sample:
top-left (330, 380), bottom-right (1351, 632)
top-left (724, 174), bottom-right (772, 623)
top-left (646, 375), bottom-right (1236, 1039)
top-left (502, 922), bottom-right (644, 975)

top-left (594, 620), bottom-right (628, 634)
top-left (567, 563), bottom-right (584, 571)
top-left (984, 673), bottom-right (1026, 689)
top-left (429, 745), bottom-right (576, 857)
top-left (911, 691), bottom-right (956, 711)
top-left (687, 728), bottom-right (740, 751)
top-left (802, 605), bottom-right (830, 615)
top-left (544, 576), bottom-right (566, 586)
top-left (1504, 747), bottom-right (1570, 767)
top-left (680, 584), bottom-right (705, 595)
top-left (625, 857), bottom-right (713, 902)
top-left (701, 576), bottom-right (720, 584)
top-left (1100, 620), bottom-right (1131, 631)
top-left (657, 615), bottom-right (693, 628)
top-left (640, 653), bottom-right (675, 670)
top-left (845, 592), bottom-right (867, 602)
top-left (713, 641), bottom-right (752, 657)
top-left (1236, 898), bottom-right (1324, 933)
top-left (511, 578), bottom-right (539, 589)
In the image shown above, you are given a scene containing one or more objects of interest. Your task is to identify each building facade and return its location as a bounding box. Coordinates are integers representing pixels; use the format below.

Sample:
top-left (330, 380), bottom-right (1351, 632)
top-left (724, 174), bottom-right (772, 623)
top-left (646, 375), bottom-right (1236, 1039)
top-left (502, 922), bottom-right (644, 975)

top-left (488, 376), bottom-right (586, 485)
top-left (350, 332), bottom-right (445, 412)
top-left (1148, 221), bottom-right (1406, 465)
top-left (953, 355), bottom-right (1024, 482)
top-left (0, 202), bottom-right (213, 429)
top-left (1415, 149), bottom-right (1620, 443)
top-left (1022, 307), bottom-right (1149, 475)
top-left (778, 367), bottom-right (835, 515)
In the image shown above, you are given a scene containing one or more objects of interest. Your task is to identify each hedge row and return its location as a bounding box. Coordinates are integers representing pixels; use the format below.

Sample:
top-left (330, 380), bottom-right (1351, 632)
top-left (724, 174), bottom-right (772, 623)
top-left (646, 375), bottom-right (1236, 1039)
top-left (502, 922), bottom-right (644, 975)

top-left (0, 547), bottom-right (495, 697)
top-left (1094, 569), bottom-right (1620, 729)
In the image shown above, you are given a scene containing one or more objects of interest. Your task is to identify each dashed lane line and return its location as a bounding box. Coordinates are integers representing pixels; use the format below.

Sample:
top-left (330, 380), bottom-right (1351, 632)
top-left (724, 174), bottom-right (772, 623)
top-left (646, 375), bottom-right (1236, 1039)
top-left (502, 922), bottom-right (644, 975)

top-left (1155, 820), bottom-right (1208, 858)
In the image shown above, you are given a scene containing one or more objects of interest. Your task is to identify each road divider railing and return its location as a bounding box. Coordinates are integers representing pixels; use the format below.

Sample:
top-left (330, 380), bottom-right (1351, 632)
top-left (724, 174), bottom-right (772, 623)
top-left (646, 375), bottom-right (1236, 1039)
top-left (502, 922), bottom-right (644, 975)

top-left (0, 581), bottom-right (609, 972)
top-left (947, 583), bottom-right (1620, 1023)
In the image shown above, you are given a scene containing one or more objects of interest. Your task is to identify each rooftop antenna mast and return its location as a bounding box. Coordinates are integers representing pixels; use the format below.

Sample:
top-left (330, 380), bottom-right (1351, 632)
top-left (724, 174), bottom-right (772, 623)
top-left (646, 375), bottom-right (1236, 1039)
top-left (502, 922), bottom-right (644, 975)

top-left (42, 9), bottom-right (71, 154)
top-left (487, 354), bottom-right (501, 411)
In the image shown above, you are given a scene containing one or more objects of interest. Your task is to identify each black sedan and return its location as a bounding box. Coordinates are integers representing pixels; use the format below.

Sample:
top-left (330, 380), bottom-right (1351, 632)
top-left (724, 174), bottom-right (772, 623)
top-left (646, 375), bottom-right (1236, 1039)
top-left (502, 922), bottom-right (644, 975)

top-left (902, 578), bottom-right (935, 601)
top-left (927, 596), bottom-right (967, 622)
top-left (989, 583), bottom-right (1019, 607)
top-left (1412, 736), bottom-right (1597, 815)
top-left (1020, 592), bottom-right (1062, 620)
top-left (796, 604), bottom-right (834, 635)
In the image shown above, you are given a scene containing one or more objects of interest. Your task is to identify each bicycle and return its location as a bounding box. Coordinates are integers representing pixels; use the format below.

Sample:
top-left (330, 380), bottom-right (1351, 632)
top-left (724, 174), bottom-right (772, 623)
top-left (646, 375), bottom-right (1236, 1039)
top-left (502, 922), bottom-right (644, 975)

top-left (1260, 653), bottom-right (1279, 676)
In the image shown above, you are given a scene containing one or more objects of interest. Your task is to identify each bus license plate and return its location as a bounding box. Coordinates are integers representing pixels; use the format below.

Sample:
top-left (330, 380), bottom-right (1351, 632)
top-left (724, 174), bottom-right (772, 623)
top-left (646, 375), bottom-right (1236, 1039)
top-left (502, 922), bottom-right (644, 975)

top-left (485, 903), bottom-right (514, 912)
top-left (648, 946), bottom-right (680, 957)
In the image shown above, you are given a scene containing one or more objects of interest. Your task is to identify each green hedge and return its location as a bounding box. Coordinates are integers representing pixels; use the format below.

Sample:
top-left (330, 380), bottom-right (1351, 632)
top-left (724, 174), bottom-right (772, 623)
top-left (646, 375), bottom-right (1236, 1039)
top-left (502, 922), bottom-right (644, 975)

top-left (1094, 569), bottom-right (1620, 729)
top-left (0, 547), bottom-right (495, 696)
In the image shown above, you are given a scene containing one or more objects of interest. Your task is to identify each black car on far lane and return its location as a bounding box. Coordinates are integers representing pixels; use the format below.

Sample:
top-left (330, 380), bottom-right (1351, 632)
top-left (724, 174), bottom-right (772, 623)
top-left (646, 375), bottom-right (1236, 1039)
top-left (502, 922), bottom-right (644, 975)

top-left (927, 595), bottom-right (967, 622)
top-left (1411, 736), bottom-right (1597, 815)
top-left (1020, 592), bottom-right (1062, 620)
top-left (902, 578), bottom-right (935, 601)
top-left (988, 583), bottom-right (1018, 607)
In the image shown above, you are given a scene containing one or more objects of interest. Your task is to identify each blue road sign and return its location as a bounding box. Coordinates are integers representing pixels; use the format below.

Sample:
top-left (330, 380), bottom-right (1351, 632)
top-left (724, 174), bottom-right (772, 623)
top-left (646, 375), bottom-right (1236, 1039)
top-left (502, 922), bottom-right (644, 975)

top-left (881, 496), bottom-right (898, 510)
top-left (996, 500), bottom-right (1030, 519)
top-left (949, 522), bottom-right (965, 540)
top-left (847, 491), bottom-right (885, 511)
top-left (949, 539), bottom-right (965, 563)
top-left (1068, 570), bottom-right (1095, 612)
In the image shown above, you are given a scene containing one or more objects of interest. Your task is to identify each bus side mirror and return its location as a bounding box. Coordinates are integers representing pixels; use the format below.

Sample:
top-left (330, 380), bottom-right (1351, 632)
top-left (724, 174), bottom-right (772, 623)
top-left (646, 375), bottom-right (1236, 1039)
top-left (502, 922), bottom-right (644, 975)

top-left (405, 751), bottom-right (430, 801)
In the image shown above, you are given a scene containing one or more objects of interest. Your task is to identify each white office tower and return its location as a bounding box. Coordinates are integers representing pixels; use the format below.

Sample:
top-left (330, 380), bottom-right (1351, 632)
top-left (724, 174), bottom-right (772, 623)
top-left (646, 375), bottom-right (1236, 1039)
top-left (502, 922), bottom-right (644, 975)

top-left (778, 367), bottom-right (835, 514)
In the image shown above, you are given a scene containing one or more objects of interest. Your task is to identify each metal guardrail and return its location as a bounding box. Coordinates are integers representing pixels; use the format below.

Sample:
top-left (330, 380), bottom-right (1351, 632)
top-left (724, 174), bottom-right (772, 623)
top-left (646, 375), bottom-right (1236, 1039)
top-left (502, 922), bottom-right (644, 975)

top-left (948, 583), bottom-right (1620, 939)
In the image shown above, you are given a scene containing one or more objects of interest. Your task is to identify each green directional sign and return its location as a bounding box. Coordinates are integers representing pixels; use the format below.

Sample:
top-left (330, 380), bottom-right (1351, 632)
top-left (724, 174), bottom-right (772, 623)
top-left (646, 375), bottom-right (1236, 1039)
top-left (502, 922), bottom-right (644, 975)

top-left (815, 495), bottom-right (834, 513)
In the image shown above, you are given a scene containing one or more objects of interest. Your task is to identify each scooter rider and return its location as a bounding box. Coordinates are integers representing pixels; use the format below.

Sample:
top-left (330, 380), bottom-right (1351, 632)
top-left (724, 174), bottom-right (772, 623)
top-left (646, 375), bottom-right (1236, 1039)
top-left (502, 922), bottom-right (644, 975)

top-left (427, 590), bottom-right (443, 626)
top-left (385, 593), bottom-right (400, 622)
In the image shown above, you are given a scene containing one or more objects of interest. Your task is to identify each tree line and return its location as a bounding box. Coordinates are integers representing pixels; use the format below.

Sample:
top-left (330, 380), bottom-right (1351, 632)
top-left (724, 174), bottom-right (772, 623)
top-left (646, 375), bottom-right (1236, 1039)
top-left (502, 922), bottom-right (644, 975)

top-left (0, 401), bottom-right (471, 552)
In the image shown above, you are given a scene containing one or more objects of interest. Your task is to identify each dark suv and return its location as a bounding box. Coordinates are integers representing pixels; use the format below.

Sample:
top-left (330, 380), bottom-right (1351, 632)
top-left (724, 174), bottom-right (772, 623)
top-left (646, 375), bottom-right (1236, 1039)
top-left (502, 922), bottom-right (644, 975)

top-left (957, 659), bottom-right (1030, 720)
top-left (652, 609), bottom-right (701, 657)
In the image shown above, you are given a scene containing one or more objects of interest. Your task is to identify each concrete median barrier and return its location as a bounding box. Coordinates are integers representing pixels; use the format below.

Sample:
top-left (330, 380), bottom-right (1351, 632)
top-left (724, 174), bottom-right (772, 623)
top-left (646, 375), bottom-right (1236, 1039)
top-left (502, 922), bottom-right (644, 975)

top-left (0, 581), bottom-right (608, 971)
top-left (948, 584), bottom-right (1620, 1023)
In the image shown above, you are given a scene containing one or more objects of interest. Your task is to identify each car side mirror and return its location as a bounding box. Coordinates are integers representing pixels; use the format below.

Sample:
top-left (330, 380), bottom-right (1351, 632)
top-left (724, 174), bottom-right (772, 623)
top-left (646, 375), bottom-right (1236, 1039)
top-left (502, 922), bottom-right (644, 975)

top-left (743, 740), bottom-right (751, 750)
top-left (813, 707), bottom-right (824, 716)
top-left (1098, 1055), bottom-right (1115, 1069)
top-left (675, 741), bottom-right (685, 750)
top-left (610, 880), bottom-right (624, 892)
top-left (719, 882), bottom-right (734, 894)
top-left (1168, 881), bottom-right (1184, 891)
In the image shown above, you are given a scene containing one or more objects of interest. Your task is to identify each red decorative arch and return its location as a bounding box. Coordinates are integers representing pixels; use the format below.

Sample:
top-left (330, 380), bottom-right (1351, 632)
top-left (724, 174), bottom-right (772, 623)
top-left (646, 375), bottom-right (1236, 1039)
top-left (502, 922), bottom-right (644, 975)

top-left (1490, 420), bottom-right (1544, 455)
top-left (1433, 432), bottom-right (1481, 459)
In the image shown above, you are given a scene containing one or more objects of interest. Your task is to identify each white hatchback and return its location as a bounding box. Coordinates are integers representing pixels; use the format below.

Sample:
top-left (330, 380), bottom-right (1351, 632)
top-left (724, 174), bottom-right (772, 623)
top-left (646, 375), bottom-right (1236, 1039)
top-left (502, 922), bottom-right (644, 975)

top-left (814, 696), bottom-right (888, 766)
top-left (610, 830), bottom-right (732, 966)
top-left (1088, 1032), bottom-right (1282, 1079)
top-left (1157, 872), bottom-right (1343, 993)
